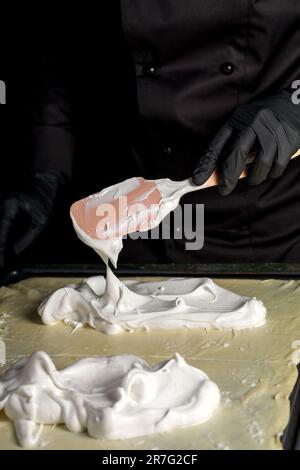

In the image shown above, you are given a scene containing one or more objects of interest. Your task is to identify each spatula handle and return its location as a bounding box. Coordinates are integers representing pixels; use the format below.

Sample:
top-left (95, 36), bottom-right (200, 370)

top-left (184, 148), bottom-right (300, 192)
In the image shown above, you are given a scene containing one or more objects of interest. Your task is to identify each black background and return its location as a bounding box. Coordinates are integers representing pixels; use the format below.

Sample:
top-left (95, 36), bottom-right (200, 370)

top-left (0, 5), bottom-right (150, 266)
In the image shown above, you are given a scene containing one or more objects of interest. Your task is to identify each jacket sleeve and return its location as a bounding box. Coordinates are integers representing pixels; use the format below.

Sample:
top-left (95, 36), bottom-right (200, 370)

top-left (30, 53), bottom-right (74, 179)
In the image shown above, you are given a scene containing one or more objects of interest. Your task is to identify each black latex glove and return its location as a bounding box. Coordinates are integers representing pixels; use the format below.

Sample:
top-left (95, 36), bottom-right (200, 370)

top-left (192, 90), bottom-right (300, 195)
top-left (0, 170), bottom-right (67, 268)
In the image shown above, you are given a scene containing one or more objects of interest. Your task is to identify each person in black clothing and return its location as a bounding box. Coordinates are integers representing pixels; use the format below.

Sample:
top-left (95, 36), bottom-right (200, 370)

top-left (1, 1), bottom-right (300, 266)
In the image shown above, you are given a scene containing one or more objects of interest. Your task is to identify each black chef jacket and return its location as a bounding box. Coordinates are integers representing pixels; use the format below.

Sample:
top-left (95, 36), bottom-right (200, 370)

top-left (119, 0), bottom-right (300, 178)
top-left (30, 1), bottom-right (300, 263)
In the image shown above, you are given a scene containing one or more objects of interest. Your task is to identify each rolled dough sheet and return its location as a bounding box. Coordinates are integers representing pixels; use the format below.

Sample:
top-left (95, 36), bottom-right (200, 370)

top-left (0, 276), bottom-right (300, 450)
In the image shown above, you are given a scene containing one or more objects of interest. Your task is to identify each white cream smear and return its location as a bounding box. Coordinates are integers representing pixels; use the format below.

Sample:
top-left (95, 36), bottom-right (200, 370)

top-left (0, 351), bottom-right (220, 447)
top-left (39, 273), bottom-right (266, 334)
top-left (38, 177), bottom-right (267, 333)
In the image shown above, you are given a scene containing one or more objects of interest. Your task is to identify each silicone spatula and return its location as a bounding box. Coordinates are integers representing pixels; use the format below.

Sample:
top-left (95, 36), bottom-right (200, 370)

top-left (71, 150), bottom-right (300, 241)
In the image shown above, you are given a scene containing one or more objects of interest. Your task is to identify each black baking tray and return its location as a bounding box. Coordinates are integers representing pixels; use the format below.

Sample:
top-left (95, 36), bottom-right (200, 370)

top-left (1, 262), bottom-right (300, 450)
top-left (3, 262), bottom-right (300, 284)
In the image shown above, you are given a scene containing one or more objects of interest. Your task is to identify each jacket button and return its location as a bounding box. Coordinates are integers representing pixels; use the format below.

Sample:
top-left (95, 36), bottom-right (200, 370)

top-left (143, 64), bottom-right (157, 77)
top-left (163, 146), bottom-right (172, 155)
top-left (221, 62), bottom-right (235, 75)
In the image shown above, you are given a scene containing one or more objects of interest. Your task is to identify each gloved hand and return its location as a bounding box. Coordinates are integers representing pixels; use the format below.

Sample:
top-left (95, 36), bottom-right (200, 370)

top-left (192, 90), bottom-right (300, 195)
top-left (0, 170), bottom-right (67, 268)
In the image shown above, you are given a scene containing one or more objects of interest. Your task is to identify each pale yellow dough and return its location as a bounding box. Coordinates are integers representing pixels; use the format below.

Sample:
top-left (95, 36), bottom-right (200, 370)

top-left (0, 276), bottom-right (300, 450)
